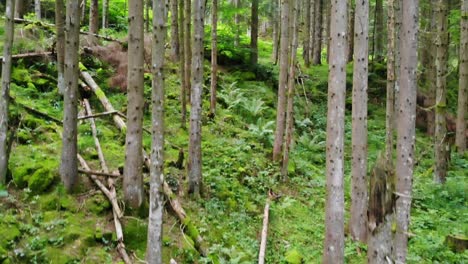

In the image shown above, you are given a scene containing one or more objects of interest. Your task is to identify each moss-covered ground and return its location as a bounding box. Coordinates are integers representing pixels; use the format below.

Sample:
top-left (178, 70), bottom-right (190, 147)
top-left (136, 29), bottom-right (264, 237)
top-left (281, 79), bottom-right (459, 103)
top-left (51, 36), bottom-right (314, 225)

top-left (0, 21), bottom-right (467, 263)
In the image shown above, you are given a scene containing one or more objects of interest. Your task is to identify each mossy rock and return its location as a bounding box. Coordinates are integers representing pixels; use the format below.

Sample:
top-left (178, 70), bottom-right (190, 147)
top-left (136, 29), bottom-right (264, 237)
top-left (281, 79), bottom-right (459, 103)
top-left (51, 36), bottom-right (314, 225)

top-left (16, 130), bottom-right (33, 144)
top-left (10, 163), bottom-right (35, 188)
top-left (285, 249), bottom-right (303, 264)
top-left (28, 167), bottom-right (57, 193)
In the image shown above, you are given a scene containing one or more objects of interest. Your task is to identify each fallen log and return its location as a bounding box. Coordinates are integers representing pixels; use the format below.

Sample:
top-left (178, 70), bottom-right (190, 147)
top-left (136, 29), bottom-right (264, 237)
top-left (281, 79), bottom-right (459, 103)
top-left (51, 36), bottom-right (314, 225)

top-left (258, 198), bottom-right (271, 264)
top-left (80, 71), bottom-right (127, 131)
top-left (78, 110), bottom-right (119, 120)
top-left (0, 51), bottom-right (53, 61)
top-left (446, 234), bottom-right (468, 253)
top-left (78, 169), bottom-right (120, 178)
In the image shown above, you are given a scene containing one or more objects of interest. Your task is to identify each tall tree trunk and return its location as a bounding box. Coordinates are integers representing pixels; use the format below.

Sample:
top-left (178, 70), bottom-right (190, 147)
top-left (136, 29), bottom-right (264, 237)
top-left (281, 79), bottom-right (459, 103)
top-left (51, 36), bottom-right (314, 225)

top-left (210, 0), bottom-right (218, 116)
top-left (179, 0), bottom-right (187, 128)
top-left (145, 0), bottom-right (150, 32)
top-left (34, 0), bottom-right (41, 20)
top-left (281, 0), bottom-right (299, 180)
top-left (170, 0), bottom-right (179, 61)
top-left (81, 0), bottom-right (86, 23)
top-left (308, 0), bottom-right (316, 65)
top-left (124, 0), bottom-right (145, 208)
top-left (188, 0), bottom-right (205, 198)
top-left (347, 1), bottom-right (354, 62)
top-left (394, 0), bottom-right (402, 130)
top-left (56, 0), bottom-right (65, 95)
top-left (324, 0), bottom-right (331, 64)
top-left (373, 0), bottom-right (384, 62)
top-left (323, 0), bottom-right (347, 262)
top-left (303, 0), bottom-right (311, 67)
top-left (312, 0), bottom-right (322, 65)
top-left (184, 0), bottom-right (192, 105)
top-left (60, 0), bottom-right (81, 192)
top-left (272, 0), bottom-right (290, 162)
top-left (349, 0), bottom-right (369, 243)
top-left (426, 0), bottom-right (437, 136)
top-left (250, 0), bottom-right (259, 65)
top-left (272, 0), bottom-right (280, 64)
top-left (457, 0), bottom-right (468, 153)
top-left (385, 0), bottom-right (396, 169)
top-left (0, 0), bottom-right (15, 185)
top-left (434, 0), bottom-right (449, 184)
top-left (394, 0), bottom-right (418, 262)
top-left (234, 0), bottom-right (241, 47)
top-left (146, 0), bottom-right (167, 262)
top-left (14, 0), bottom-right (26, 19)
top-left (89, 0), bottom-right (99, 34)
top-left (102, 0), bottom-right (109, 28)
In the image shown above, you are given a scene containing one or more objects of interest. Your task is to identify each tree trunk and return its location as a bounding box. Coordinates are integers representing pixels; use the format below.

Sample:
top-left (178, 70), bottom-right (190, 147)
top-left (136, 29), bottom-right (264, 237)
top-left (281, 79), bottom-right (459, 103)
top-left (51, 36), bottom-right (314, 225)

top-left (124, 0), bottom-right (145, 208)
top-left (367, 156), bottom-right (395, 264)
top-left (14, 0), bottom-right (26, 19)
top-left (102, 0), bottom-right (109, 28)
top-left (323, 0), bottom-right (347, 262)
top-left (303, 0), bottom-right (311, 67)
top-left (0, 0), bottom-right (15, 185)
top-left (188, 0), bottom-right (205, 198)
top-left (170, 0), bottom-right (179, 61)
top-left (394, 0), bottom-right (418, 262)
top-left (394, 0), bottom-right (402, 130)
top-left (184, 0), bottom-right (192, 104)
top-left (146, 0), bottom-right (167, 262)
top-left (281, 0), bottom-right (299, 180)
top-left (60, 0), bottom-right (80, 192)
top-left (426, 0), bottom-right (437, 136)
top-left (272, 0), bottom-right (280, 64)
top-left (385, 0), bottom-right (396, 168)
top-left (179, 0), bottom-right (187, 128)
top-left (457, 0), bottom-right (468, 153)
top-left (89, 0), bottom-right (99, 34)
top-left (349, 0), bottom-right (369, 243)
top-left (250, 0), bottom-right (259, 65)
top-left (34, 0), bottom-right (41, 20)
top-left (234, 0), bottom-right (240, 47)
top-left (272, 0), bottom-right (290, 162)
top-left (434, 0), bottom-right (449, 184)
top-left (347, 1), bottom-right (354, 62)
top-left (312, 0), bottom-right (322, 65)
top-left (145, 0), bottom-right (150, 32)
top-left (56, 0), bottom-right (65, 95)
top-left (324, 0), bottom-right (331, 64)
top-left (210, 0), bottom-right (218, 116)
top-left (373, 0), bottom-right (384, 62)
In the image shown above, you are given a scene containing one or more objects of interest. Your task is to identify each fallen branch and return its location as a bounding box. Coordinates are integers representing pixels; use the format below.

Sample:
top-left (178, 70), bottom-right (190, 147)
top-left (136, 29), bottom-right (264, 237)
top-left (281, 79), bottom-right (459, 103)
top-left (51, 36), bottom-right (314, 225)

top-left (0, 51), bottom-right (53, 61)
top-left (77, 155), bottom-right (131, 264)
top-left (9, 95), bottom-right (62, 124)
top-left (258, 197), bottom-right (271, 264)
top-left (78, 169), bottom-right (120, 178)
top-left (78, 110), bottom-right (119, 120)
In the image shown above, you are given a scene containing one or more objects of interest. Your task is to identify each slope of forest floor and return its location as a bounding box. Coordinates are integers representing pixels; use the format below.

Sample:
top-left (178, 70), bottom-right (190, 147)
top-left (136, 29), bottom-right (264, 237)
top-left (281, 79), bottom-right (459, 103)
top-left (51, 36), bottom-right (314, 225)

top-left (0, 22), bottom-right (467, 263)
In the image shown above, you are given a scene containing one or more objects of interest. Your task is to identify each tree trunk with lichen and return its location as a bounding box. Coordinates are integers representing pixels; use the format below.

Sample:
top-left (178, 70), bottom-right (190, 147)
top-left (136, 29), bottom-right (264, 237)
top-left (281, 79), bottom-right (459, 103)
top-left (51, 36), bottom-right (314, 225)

top-left (179, 0), bottom-right (187, 128)
top-left (323, 0), bottom-right (347, 262)
top-left (0, 0), bottom-right (15, 185)
top-left (457, 0), bottom-right (468, 153)
top-left (170, 0), bottom-right (179, 61)
top-left (124, 0), bottom-right (145, 208)
top-left (312, 0), bottom-right (322, 65)
top-left (89, 0), bottom-right (99, 34)
top-left (210, 0), bottom-right (218, 116)
top-left (56, 0), bottom-right (65, 95)
top-left (60, 0), bottom-right (80, 192)
top-left (250, 0), bottom-right (259, 65)
top-left (184, 0), bottom-right (191, 106)
top-left (350, 0), bottom-right (369, 243)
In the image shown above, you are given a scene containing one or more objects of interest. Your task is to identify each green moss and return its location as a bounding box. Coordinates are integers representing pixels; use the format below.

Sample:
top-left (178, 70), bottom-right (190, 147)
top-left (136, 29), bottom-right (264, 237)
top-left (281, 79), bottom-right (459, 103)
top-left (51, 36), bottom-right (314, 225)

top-left (44, 247), bottom-right (78, 264)
top-left (28, 167), bottom-right (57, 193)
top-left (85, 247), bottom-right (112, 263)
top-left (123, 218), bottom-right (147, 257)
top-left (0, 245), bottom-right (7, 261)
top-left (285, 249), bottom-right (303, 264)
top-left (183, 217), bottom-right (200, 240)
top-left (12, 67), bottom-right (33, 84)
top-left (85, 194), bottom-right (111, 214)
top-left (0, 225), bottom-right (20, 248)
top-left (9, 164), bottom-right (35, 188)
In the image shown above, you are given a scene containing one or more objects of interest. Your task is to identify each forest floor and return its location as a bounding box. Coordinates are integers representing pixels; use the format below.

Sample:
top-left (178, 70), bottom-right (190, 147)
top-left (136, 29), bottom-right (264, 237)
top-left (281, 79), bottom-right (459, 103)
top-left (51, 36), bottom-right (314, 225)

top-left (0, 22), bottom-right (467, 263)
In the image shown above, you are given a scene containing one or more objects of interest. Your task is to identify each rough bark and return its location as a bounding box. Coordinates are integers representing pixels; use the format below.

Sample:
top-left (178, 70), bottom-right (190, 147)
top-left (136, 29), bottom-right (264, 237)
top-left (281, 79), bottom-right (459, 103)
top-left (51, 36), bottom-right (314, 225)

top-left (0, 0), bottom-right (15, 185)
top-left (124, 0), bottom-right (145, 208)
top-left (272, 0), bottom-right (280, 64)
top-left (184, 0), bottom-right (191, 104)
top-left (210, 0), bottom-right (218, 116)
top-left (323, 0), bottom-right (347, 262)
top-left (14, 0), bottom-right (25, 19)
top-left (373, 0), bottom-right (384, 62)
top-left (146, 0), bottom-right (167, 262)
top-left (347, 2), bottom-right (354, 62)
top-left (179, 0), bottom-right (187, 128)
top-left (34, 0), bottom-right (41, 20)
top-left (434, 0), bottom-right (449, 184)
top-left (188, 0), bottom-right (205, 197)
top-left (350, 0), bottom-right (369, 243)
top-left (60, 0), bottom-right (80, 192)
top-left (281, 0), bottom-right (298, 180)
top-left (272, 0), bottom-right (290, 162)
top-left (170, 0), bottom-right (179, 61)
top-left (385, 0), bottom-right (396, 171)
top-left (457, 0), bottom-right (468, 153)
top-left (394, 0), bottom-right (418, 262)
top-left (55, 0), bottom-right (65, 95)
top-left (325, 0), bottom-right (331, 63)
top-left (234, 0), bottom-right (240, 47)
top-left (250, 0), bottom-right (259, 65)
top-left (303, 0), bottom-right (311, 67)
top-left (89, 0), bottom-right (99, 34)
top-left (312, 0), bottom-right (322, 65)
top-left (426, 0), bottom-right (437, 136)
top-left (394, 0), bottom-right (402, 129)
top-left (102, 0), bottom-right (109, 28)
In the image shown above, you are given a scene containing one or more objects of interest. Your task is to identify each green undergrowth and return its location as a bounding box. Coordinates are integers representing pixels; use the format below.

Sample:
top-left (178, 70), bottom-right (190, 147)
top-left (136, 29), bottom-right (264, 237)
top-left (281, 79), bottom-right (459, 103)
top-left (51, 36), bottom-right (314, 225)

top-left (0, 30), bottom-right (466, 264)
